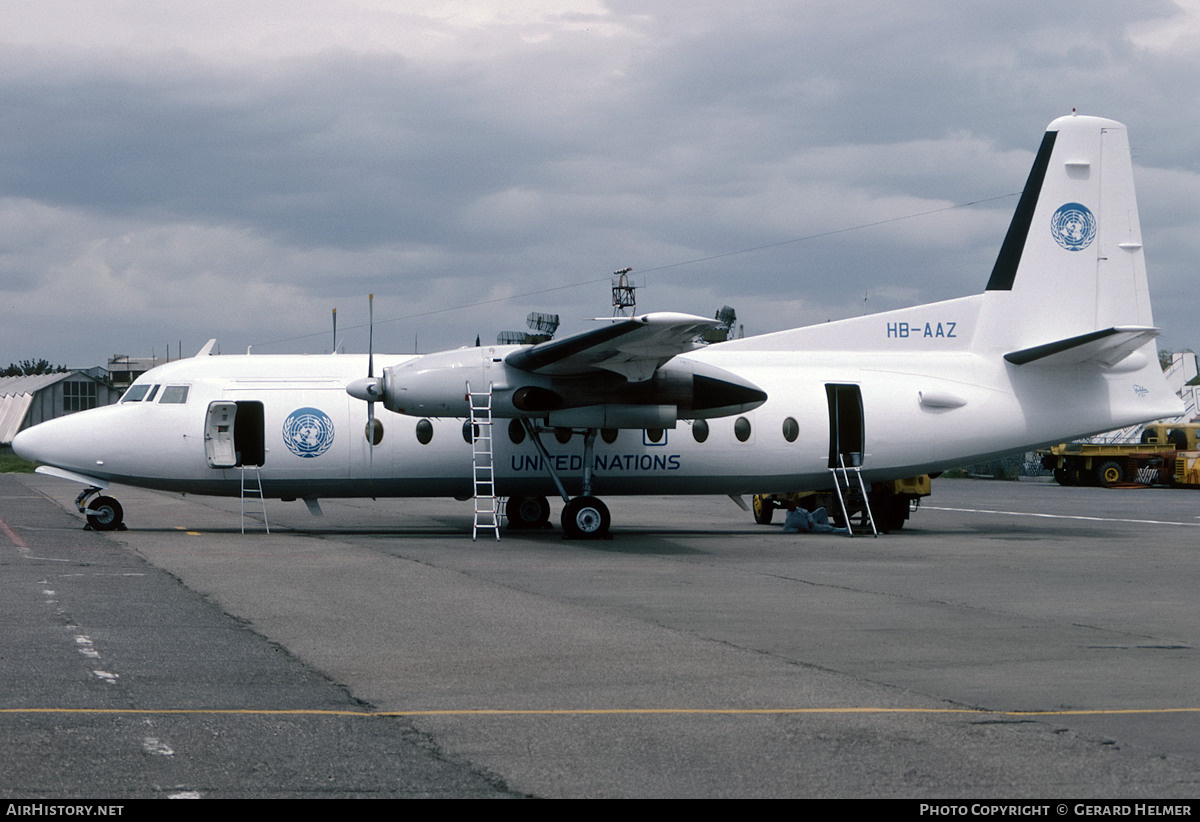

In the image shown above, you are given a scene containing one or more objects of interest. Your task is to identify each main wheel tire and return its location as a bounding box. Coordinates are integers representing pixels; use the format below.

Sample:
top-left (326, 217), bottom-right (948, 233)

top-left (85, 496), bottom-right (124, 531)
top-left (874, 494), bottom-right (908, 533)
top-left (506, 495), bottom-right (551, 529)
top-left (1078, 460), bottom-right (1100, 486)
top-left (1096, 460), bottom-right (1124, 486)
top-left (561, 496), bottom-right (610, 539)
top-left (752, 495), bottom-right (775, 525)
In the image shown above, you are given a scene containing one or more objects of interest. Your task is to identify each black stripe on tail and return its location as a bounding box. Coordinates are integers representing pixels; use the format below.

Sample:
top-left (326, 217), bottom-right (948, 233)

top-left (985, 130), bottom-right (1058, 291)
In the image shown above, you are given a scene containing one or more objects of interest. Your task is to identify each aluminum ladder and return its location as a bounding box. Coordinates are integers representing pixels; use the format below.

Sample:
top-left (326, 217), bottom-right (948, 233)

top-left (468, 383), bottom-right (500, 541)
top-left (240, 465), bottom-right (270, 534)
top-left (830, 454), bottom-right (877, 537)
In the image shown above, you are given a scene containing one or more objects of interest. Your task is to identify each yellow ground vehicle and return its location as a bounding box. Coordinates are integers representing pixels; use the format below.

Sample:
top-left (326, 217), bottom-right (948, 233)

top-left (752, 475), bottom-right (932, 533)
top-left (1039, 423), bottom-right (1200, 487)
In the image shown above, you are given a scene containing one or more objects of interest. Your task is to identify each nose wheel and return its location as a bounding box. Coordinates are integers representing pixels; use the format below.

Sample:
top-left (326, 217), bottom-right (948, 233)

top-left (561, 495), bottom-right (611, 540)
top-left (75, 488), bottom-right (125, 531)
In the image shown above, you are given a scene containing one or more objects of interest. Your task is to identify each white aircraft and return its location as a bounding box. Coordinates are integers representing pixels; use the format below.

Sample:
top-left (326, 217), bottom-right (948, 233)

top-left (12, 114), bottom-right (1182, 538)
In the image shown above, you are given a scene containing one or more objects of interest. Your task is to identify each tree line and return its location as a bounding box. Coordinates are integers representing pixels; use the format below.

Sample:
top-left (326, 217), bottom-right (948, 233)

top-left (2, 359), bottom-right (68, 377)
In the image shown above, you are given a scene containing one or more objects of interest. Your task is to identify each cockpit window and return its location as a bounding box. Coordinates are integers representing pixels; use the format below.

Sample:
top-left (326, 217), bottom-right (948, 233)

top-left (159, 385), bottom-right (189, 404)
top-left (145, 384), bottom-right (160, 402)
top-left (121, 385), bottom-right (150, 403)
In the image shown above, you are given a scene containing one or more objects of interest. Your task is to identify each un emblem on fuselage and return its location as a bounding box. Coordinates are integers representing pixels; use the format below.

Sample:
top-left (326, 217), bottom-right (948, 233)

top-left (282, 407), bottom-right (335, 458)
top-left (1050, 202), bottom-right (1096, 251)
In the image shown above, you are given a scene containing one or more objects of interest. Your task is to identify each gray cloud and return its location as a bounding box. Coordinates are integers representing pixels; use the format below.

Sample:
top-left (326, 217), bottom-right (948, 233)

top-left (1, 1), bottom-right (1198, 366)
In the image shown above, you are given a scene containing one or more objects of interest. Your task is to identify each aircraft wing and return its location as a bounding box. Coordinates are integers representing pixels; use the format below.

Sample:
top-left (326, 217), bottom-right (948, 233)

top-left (1004, 326), bottom-right (1160, 368)
top-left (506, 312), bottom-right (719, 382)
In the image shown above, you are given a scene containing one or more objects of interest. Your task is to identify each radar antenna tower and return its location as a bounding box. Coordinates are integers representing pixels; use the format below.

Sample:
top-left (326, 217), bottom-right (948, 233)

top-left (612, 268), bottom-right (636, 317)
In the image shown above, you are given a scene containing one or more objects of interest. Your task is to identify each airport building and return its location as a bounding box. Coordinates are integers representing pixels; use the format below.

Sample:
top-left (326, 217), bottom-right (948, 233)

top-left (0, 371), bottom-right (122, 446)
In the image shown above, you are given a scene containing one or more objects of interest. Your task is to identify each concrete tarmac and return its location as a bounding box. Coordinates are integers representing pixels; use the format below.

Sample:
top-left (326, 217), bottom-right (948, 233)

top-left (2, 473), bottom-right (1199, 798)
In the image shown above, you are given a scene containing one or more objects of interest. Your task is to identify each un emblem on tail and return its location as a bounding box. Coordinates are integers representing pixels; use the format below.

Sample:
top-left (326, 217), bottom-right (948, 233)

top-left (282, 407), bottom-right (335, 458)
top-left (1050, 202), bottom-right (1096, 251)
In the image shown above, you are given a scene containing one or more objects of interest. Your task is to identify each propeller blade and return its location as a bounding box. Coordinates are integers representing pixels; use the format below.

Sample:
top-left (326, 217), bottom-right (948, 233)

top-left (361, 293), bottom-right (383, 450)
top-left (367, 400), bottom-right (375, 470)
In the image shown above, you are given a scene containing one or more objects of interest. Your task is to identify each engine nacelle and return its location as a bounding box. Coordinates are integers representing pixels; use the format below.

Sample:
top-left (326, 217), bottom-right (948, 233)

top-left (359, 346), bottom-right (767, 424)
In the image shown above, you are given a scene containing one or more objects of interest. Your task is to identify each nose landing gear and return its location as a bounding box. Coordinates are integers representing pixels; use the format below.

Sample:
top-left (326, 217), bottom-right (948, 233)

top-left (75, 488), bottom-right (126, 531)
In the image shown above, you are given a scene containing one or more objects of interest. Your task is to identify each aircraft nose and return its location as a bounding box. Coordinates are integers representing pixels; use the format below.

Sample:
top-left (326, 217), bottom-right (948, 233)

top-left (11, 412), bottom-right (95, 468)
top-left (11, 423), bottom-right (47, 463)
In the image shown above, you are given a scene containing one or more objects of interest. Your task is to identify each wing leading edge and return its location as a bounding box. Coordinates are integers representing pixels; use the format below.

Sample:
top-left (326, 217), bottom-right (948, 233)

top-left (505, 312), bottom-right (719, 382)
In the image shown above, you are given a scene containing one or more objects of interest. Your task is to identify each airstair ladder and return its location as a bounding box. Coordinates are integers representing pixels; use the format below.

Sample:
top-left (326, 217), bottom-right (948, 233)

top-left (830, 455), bottom-right (877, 537)
top-left (468, 383), bottom-right (500, 541)
top-left (240, 465), bottom-right (270, 534)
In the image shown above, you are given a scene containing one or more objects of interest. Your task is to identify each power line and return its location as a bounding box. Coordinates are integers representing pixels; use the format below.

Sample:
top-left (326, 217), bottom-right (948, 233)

top-left (253, 191), bottom-right (1019, 349)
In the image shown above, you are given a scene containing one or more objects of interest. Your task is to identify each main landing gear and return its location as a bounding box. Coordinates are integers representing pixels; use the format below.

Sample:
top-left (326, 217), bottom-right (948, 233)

top-left (504, 495), bottom-right (552, 529)
top-left (517, 421), bottom-right (613, 540)
top-left (75, 487), bottom-right (125, 531)
top-left (505, 492), bottom-right (611, 539)
top-left (560, 495), bottom-right (611, 539)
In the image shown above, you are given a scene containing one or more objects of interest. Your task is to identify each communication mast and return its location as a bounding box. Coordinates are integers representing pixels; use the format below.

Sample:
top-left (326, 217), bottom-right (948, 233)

top-left (612, 268), bottom-right (636, 317)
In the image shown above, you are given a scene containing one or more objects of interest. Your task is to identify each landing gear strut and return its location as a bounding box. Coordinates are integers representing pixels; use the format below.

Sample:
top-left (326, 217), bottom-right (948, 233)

top-left (521, 420), bottom-right (613, 539)
top-left (75, 487), bottom-right (125, 531)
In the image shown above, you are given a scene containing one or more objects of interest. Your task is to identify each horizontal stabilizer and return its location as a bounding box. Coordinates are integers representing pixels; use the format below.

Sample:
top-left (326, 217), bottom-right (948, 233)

top-left (1004, 326), bottom-right (1159, 367)
top-left (506, 312), bottom-right (717, 382)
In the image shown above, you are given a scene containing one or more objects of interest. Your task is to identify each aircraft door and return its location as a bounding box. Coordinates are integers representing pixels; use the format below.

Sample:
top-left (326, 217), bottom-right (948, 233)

top-left (825, 384), bottom-right (864, 468)
top-left (205, 402), bottom-right (238, 468)
top-left (205, 400), bottom-right (266, 468)
top-left (234, 401), bottom-right (265, 466)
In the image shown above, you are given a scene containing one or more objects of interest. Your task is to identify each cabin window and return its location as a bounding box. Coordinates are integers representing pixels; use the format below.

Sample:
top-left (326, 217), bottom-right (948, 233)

top-left (159, 385), bottom-right (190, 404)
top-left (415, 419), bottom-right (434, 445)
top-left (508, 419), bottom-right (526, 444)
top-left (782, 417), bottom-right (799, 443)
top-left (734, 417), bottom-right (752, 443)
top-left (554, 427), bottom-right (572, 444)
top-left (692, 419), bottom-right (709, 443)
top-left (121, 384), bottom-right (150, 403)
top-left (462, 420), bottom-right (479, 443)
top-left (367, 418), bottom-right (384, 446)
top-left (645, 428), bottom-right (664, 444)
top-left (601, 428), bottom-right (618, 444)
top-left (63, 381), bottom-right (98, 413)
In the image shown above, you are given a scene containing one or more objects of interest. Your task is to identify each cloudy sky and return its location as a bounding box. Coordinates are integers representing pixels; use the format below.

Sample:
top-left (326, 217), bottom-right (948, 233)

top-left (2, 1), bottom-right (1199, 367)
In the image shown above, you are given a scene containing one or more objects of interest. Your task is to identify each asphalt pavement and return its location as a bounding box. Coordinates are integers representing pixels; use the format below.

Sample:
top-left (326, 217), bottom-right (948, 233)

top-left (2, 473), bottom-right (1198, 798)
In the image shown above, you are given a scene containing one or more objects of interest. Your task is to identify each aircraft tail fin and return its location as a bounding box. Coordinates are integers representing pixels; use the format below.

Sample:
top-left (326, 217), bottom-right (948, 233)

top-left (979, 114), bottom-right (1155, 354)
top-left (713, 114), bottom-right (1164, 371)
